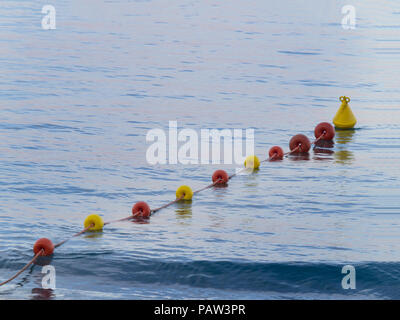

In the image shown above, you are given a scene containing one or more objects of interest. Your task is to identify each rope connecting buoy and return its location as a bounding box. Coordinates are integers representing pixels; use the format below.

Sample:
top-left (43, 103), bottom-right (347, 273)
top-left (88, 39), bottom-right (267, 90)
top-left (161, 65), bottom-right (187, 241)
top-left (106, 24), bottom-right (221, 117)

top-left (333, 96), bottom-right (357, 129)
top-left (268, 146), bottom-right (284, 160)
top-left (84, 214), bottom-right (104, 231)
top-left (289, 134), bottom-right (311, 153)
top-left (176, 185), bottom-right (193, 200)
top-left (314, 122), bottom-right (335, 140)
top-left (132, 201), bottom-right (151, 218)
top-left (244, 155), bottom-right (260, 169)
top-left (1, 120), bottom-right (343, 287)
top-left (212, 170), bottom-right (229, 184)
top-left (33, 238), bottom-right (54, 256)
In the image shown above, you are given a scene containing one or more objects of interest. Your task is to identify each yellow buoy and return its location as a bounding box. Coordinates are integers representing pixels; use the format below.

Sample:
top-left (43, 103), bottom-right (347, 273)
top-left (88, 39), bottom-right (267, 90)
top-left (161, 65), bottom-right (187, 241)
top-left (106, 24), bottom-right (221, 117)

top-left (333, 96), bottom-right (357, 129)
top-left (176, 185), bottom-right (193, 200)
top-left (84, 214), bottom-right (104, 231)
top-left (244, 155), bottom-right (260, 170)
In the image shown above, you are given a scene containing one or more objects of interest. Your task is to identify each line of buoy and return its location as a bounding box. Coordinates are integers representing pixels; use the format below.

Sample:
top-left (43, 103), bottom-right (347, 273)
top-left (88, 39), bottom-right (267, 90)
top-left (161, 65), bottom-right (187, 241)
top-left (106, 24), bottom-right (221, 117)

top-left (0, 96), bottom-right (357, 287)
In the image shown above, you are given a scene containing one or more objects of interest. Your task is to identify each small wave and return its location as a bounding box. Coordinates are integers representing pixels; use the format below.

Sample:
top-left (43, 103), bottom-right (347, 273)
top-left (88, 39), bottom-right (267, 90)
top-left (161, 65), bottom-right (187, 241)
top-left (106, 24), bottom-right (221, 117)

top-left (13, 257), bottom-right (396, 299)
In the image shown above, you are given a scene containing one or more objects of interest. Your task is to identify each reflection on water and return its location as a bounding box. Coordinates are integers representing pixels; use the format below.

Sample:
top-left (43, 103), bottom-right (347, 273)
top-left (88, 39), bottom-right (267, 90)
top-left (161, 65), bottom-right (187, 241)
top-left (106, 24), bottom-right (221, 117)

top-left (313, 148), bottom-right (334, 161)
top-left (334, 129), bottom-right (356, 164)
top-left (175, 201), bottom-right (192, 219)
top-left (83, 231), bottom-right (104, 239)
top-left (315, 140), bottom-right (335, 149)
top-left (335, 129), bottom-right (356, 145)
top-left (131, 217), bottom-right (150, 225)
top-left (15, 267), bottom-right (35, 288)
top-left (34, 256), bottom-right (53, 267)
top-left (212, 184), bottom-right (229, 190)
top-left (31, 288), bottom-right (54, 300)
top-left (313, 147), bottom-right (334, 155)
top-left (288, 153), bottom-right (310, 161)
top-left (335, 150), bottom-right (354, 164)
top-left (313, 138), bottom-right (335, 161)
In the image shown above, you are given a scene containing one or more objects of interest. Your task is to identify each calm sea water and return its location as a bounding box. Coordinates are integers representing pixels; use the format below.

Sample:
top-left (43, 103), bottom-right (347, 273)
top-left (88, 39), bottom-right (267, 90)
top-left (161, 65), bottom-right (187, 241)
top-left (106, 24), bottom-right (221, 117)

top-left (1, 0), bottom-right (400, 299)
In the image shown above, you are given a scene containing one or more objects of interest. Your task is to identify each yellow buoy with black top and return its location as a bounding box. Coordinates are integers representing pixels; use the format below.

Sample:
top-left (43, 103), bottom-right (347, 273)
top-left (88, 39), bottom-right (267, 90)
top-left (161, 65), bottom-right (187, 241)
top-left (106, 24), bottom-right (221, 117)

top-left (333, 96), bottom-right (357, 129)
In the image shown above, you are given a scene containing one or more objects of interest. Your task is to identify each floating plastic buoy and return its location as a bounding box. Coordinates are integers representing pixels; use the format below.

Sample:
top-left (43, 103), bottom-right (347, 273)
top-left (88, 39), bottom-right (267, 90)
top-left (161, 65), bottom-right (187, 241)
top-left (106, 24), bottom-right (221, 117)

top-left (132, 201), bottom-right (151, 218)
top-left (33, 238), bottom-right (54, 256)
top-left (84, 214), bottom-right (104, 231)
top-left (268, 146), bottom-right (284, 160)
top-left (333, 96), bottom-right (357, 129)
top-left (289, 134), bottom-right (311, 153)
top-left (176, 185), bottom-right (193, 200)
top-left (212, 170), bottom-right (229, 184)
top-left (5, 117), bottom-right (355, 287)
top-left (314, 122), bottom-right (335, 140)
top-left (244, 155), bottom-right (260, 169)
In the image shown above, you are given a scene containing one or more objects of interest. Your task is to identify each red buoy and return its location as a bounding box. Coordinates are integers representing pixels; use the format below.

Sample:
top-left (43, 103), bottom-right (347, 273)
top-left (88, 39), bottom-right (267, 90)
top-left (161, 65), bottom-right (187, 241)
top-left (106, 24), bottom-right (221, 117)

top-left (314, 122), bottom-right (335, 140)
top-left (212, 170), bottom-right (229, 184)
top-left (289, 134), bottom-right (311, 153)
top-left (132, 201), bottom-right (151, 218)
top-left (33, 238), bottom-right (54, 256)
top-left (268, 146), bottom-right (284, 160)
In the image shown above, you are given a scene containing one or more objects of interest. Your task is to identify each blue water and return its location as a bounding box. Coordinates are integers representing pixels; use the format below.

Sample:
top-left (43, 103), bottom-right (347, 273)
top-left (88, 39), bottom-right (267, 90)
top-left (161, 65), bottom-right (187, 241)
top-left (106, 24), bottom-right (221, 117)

top-left (1, 0), bottom-right (400, 299)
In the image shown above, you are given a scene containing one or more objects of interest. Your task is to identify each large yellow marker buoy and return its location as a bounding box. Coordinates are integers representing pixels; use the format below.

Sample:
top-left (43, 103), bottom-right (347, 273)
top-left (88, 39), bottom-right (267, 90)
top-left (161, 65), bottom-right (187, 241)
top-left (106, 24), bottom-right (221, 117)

top-left (333, 96), bottom-right (357, 129)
